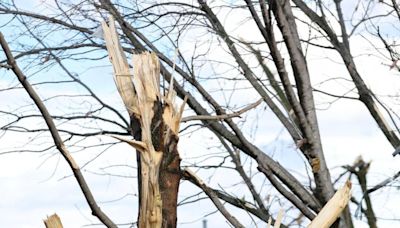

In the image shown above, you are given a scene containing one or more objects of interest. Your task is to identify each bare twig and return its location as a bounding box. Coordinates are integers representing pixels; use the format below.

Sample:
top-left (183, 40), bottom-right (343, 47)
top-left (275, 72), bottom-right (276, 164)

top-left (0, 32), bottom-right (117, 228)
top-left (184, 168), bottom-right (245, 228)
top-left (218, 136), bottom-right (271, 217)
top-left (365, 170), bottom-right (400, 196)
top-left (181, 99), bottom-right (262, 122)
top-left (0, 63), bottom-right (11, 69)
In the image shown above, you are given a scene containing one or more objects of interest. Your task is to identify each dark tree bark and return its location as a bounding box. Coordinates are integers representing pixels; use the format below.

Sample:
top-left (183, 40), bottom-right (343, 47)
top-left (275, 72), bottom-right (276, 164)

top-left (345, 159), bottom-right (377, 228)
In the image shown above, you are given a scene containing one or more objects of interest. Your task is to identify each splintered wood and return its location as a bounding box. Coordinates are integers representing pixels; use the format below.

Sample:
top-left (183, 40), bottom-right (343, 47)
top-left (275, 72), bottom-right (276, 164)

top-left (43, 214), bottom-right (63, 228)
top-left (103, 16), bottom-right (185, 228)
top-left (308, 181), bottom-right (352, 228)
top-left (101, 18), bottom-right (137, 116)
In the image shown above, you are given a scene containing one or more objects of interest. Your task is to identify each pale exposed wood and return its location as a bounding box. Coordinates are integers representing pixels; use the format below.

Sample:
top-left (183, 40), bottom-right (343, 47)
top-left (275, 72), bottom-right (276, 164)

top-left (109, 135), bottom-right (147, 151)
top-left (131, 52), bottom-right (162, 228)
top-left (103, 17), bottom-right (161, 228)
top-left (43, 214), bottom-right (63, 228)
top-left (103, 16), bottom-right (185, 228)
top-left (102, 17), bottom-right (138, 116)
top-left (274, 209), bottom-right (285, 228)
top-left (307, 181), bottom-right (352, 228)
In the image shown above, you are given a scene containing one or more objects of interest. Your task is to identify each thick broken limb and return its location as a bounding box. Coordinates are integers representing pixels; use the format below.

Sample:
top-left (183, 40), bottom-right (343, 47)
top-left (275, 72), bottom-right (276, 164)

top-left (103, 17), bottom-right (185, 228)
top-left (308, 181), bottom-right (352, 228)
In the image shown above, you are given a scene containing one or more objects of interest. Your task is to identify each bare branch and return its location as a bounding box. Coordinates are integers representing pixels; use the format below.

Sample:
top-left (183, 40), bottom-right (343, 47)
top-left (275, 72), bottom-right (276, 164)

top-left (181, 99), bottom-right (262, 122)
top-left (184, 168), bottom-right (245, 228)
top-left (0, 32), bottom-right (117, 228)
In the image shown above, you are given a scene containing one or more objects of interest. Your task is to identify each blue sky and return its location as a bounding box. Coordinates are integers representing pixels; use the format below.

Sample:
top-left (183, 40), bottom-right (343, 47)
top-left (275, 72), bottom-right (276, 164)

top-left (1, 0), bottom-right (400, 227)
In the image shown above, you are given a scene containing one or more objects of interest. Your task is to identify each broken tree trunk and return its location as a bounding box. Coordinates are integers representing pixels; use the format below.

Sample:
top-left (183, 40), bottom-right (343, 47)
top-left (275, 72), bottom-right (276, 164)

top-left (43, 214), bottom-right (63, 228)
top-left (102, 16), bottom-right (185, 228)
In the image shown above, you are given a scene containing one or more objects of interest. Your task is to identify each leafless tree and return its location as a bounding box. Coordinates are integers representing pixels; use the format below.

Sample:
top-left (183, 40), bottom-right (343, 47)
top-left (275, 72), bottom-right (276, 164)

top-left (0, 0), bottom-right (399, 227)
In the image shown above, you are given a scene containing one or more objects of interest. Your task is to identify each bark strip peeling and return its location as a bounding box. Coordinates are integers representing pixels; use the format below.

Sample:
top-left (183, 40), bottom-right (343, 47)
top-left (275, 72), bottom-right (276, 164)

top-left (102, 16), bottom-right (185, 228)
